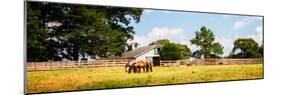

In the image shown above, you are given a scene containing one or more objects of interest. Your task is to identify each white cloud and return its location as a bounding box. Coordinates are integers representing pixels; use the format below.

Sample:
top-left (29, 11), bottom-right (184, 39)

top-left (130, 35), bottom-right (152, 47)
top-left (209, 26), bottom-right (264, 57)
top-left (233, 17), bottom-right (262, 30)
top-left (233, 21), bottom-right (248, 30)
top-left (130, 26), bottom-right (204, 55)
top-left (215, 37), bottom-right (235, 56)
top-left (186, 40), bottom-right (199, 52)
top-left (256, 26), bottom-right (262, 33)
top-left (247, 26), bottom-right (263, 45)
top-left (215, 26), bottom-right (263, 56)
top-left (148, 27), bottom-right (184, 38)
top-left (130, 27), bottom-right (240, 56)
top-left (130, 27), bottom-right (187, 46)
top-left (130, 26), bottom-right (264, 56)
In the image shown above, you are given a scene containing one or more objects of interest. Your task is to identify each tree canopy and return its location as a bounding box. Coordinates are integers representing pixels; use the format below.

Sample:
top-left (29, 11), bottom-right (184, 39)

top-left (159, 43), bottom-right (182, 60)
top-left (27, 2), bottom-right (143, 61)
top-left (149, 39), bottom-right (170, 46)
top-left (177, 44), bottom-right (192, 58)
top-left (150, 39), bottom-right (191, 60)
top-left (190, 26), bottom-right (224, 58)
top-left (230, 38), bottom-right (263, 58)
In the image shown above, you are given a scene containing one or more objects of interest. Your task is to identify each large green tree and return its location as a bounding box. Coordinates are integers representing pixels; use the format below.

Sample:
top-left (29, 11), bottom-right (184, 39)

top-left (150, 39), bottom-right (191, 59)
top-left (190, 26), bottom-right (224, 58)
top-left (27, 2), bottom-right (143, 61)
top-left (258, 45), bottom-right (263, 57)
top-left (230, 38), bottom-right (262, 58)
top-left (27, 3), bottom-right (50, 61)
top-left (177, 44), bottom-right (192, 58)
top-left (160, 43), bottom-right (182, 60)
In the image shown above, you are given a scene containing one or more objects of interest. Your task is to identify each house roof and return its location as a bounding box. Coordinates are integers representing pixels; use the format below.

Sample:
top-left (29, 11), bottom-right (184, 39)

top-left (121, 45), bottom-right (160, 59)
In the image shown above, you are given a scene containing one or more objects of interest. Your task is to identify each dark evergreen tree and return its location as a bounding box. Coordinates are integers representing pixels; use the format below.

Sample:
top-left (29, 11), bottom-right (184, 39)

top-left (190, 26), bottom-right (224, 58)
top-left (26, 2), bottom-right (143, 61)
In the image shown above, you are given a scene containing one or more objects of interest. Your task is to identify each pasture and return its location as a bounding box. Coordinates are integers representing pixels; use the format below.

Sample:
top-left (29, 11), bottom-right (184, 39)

top-left (26, 64), bottom-right (263, 94)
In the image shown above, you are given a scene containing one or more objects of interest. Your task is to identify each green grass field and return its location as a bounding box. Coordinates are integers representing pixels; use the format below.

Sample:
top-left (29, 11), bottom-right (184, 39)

top-left (26, 64), bottom-right (263, 93)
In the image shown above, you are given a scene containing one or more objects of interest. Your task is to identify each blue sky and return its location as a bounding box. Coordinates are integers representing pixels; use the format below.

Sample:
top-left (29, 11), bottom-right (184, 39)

top-left (128, 9), bottom-right (263, 56)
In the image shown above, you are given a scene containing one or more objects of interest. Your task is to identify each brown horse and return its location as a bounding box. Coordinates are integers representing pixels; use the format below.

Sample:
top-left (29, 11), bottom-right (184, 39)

top-left (125, 60), bottom-right (153, 73)
top-left (125, 60), bottom-right (138, 73)
top-left (134, 60), bottom-right (153, 73)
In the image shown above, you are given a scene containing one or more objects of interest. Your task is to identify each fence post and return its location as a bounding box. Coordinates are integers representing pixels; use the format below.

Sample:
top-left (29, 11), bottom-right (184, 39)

top-left (114, 60), bottom-right (116, 67)
top-left (46, 62), bottom-right (50, 69)
top-left (44, 62), bottom-right (46, 70)
top-left (59, 62), bottom-right (61, 69)
top-left (51, 61), bottom-right (53, 70)
top-left (35, 62), bottom-right (37, 70)
top-left (103, 60), bottom-right (106, 67)
top-left (60, 62), bottom-right (62, 69)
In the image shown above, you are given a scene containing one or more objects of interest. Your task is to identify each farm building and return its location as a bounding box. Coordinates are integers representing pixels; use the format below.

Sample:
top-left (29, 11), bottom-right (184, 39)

top-left (121, 44), bottom-right (161, 66)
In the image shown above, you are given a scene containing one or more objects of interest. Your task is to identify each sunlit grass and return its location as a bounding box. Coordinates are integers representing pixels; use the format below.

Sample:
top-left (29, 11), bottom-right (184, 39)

top-left (27, 64), bottom-right (263, 93)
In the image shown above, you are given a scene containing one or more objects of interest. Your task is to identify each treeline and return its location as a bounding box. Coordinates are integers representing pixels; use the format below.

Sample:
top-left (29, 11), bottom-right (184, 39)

top-left (27, 2), bottom-right (263, 62)
top-left (27, 2), bottom-right (143, 61)
top-left (151, 26), bottom-right (263, 60)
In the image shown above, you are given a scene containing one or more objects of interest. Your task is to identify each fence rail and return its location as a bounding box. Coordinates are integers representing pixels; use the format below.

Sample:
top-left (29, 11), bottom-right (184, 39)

top-left (159, 58), bottom-right (263, 66)
top-left (26, 58), bottom-right (263, 71)
top-left (190, 58), bottom-right (263, 66)
top-left (160, 60), bottom-right (180, 67)
top-left (26, 59), bottom-right (131, 71)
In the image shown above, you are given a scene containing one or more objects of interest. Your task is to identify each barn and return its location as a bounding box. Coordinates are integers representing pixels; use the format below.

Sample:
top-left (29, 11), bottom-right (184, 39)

top-left (121, 45), bottom-right (161, 66)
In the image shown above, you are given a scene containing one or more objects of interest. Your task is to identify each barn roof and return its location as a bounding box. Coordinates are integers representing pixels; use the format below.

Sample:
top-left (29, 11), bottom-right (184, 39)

top-left (121, 45), bottom-right (160, 59)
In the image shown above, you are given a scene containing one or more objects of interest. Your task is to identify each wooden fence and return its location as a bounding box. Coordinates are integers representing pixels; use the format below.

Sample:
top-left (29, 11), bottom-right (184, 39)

top-left (190, 58), bottom-right (263, 65)
top-left (26, 58), bottom-right (263, 71)
top-left (26, 59), bottom-right (131, 71)
top-left (160, 60), bottom-right (180, 67)
top-left (159, 58), bottom-right (263, 66)
top-left (91, 59), bottom-right (131, 67)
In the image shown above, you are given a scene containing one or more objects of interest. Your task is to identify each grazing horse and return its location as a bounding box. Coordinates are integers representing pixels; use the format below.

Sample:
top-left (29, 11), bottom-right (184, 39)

top-left (134, 60), bottom-right (153, 73)
top-left (125, 60), bottom-right (138, 73)
top-left (125, 60), bottom-right (153, 73)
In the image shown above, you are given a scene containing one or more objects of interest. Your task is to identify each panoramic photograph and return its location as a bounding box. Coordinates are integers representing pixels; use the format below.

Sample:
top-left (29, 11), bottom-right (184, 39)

top-left (25, 1), bottom-right (263, 94)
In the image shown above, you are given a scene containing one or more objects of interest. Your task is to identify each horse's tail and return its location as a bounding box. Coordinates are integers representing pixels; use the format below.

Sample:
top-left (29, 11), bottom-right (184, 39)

top-left (125, 63), bottom-right (128, 72)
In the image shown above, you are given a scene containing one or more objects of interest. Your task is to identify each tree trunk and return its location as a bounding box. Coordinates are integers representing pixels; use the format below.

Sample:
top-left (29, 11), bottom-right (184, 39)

top-left (73, 42), bottom-right (79, 61)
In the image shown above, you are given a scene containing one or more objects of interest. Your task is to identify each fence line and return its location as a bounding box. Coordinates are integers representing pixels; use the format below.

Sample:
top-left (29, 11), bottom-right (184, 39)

top-left (26, 59), bottom-right (131, 71)
top-left (159, 58), bottom-right (262, 66)
top-left (160, 60), bottom-right (180, 67)
top-left (190, 58), bottom-right (263, 66)
top-left (26, 58), bottom-right (263, 71)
